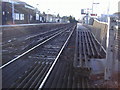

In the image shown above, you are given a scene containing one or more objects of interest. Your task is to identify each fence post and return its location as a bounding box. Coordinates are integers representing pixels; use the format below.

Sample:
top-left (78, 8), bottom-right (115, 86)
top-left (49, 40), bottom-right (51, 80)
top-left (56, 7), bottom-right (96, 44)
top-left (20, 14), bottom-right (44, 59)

top-left (104, 17), bottom-right (116, 80)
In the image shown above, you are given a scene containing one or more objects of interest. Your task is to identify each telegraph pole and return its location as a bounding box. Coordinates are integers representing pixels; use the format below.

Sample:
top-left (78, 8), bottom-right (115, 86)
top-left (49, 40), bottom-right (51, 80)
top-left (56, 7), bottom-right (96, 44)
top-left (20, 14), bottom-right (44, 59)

top-left (104, 17), bottom-right (116, 80)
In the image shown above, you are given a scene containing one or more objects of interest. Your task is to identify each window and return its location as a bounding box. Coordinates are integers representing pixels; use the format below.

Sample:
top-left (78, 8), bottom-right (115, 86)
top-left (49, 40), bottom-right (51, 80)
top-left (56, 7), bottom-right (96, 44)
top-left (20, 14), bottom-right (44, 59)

top-left (14, 13), bottom-right (19, 20)
top-left (30, 15), bottom-right (32, 20)
top-left (3, 11), bottom-right (5, 15)
top-left (20, 14), bottom-right (24, 20)
top-left (36, 14), bottom-right (39, 20)
top-left (40, 17), bottom-right (42, 21)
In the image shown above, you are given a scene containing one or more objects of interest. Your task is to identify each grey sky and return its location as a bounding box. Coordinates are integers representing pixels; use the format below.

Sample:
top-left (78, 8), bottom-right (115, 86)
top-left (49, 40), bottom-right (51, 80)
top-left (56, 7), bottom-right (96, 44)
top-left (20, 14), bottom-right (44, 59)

top-left (21, 0), bottom-right (119, 19)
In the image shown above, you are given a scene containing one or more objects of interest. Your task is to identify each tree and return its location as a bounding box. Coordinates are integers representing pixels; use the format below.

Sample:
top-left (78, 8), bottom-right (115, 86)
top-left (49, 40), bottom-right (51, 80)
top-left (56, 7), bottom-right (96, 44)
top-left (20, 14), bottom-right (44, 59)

top-left (42, 12), bottom-right (46, 15)
top-left (57, 14), bottom-right (60, 18)
top-left (68, 15), bottom-right (77, 23)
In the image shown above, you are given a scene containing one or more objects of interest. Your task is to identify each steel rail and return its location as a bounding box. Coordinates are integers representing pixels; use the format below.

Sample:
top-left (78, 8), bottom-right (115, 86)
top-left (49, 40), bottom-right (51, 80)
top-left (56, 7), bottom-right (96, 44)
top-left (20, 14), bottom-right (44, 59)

top-left (24, 64), bottom-right (50, 88)
top-left (16, 62), bottom-right (45, 88)
top-left (9, 61), bottom-right (39, 88)
top-left (38, 25), bottom-right (76, 89)
top-left (81, 32), bottom-right (88, 67)
top-left (24, 25), bottom-right (70, 41)
top-left (0, 26), bottom-right (71, 69)
top-left (86, 32), bottom-right (95, 57)
top-left (24, 26), bottom-right (66, 40)
top-left (2, 25), bottom-right (68, 47)
top-left (78, 31), bottom-right (82, 67)
top-left (91, 32), bottom-right (106, 54)
top-left (89, 33), bottom-right (101, 58)
top-left (73, 28), bottom-right (79, 67)
top-left (80, 32), bottom-right (84, 65)
top-left (84, 31), bottom-right (91, 57)
top-left (9, 25), bottom-right (74, 88)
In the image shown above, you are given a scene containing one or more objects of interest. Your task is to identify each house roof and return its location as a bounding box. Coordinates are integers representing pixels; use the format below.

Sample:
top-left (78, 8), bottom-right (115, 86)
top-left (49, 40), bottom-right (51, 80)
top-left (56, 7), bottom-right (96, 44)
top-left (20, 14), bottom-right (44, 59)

top-left (2, 0), bottom-right (24, 3)
top-left (2, 0), bottom-right (35, 10)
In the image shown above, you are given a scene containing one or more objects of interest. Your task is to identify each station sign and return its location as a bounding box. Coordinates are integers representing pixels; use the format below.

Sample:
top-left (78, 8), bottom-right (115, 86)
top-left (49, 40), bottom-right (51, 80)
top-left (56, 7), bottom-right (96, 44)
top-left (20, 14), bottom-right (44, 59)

top-left (90, 14), bottom-right (97, 16)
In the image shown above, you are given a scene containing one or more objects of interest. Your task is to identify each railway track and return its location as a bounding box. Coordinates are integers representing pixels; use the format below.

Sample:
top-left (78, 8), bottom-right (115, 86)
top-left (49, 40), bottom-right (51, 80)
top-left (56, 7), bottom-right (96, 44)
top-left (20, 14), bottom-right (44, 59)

top-left (7, 24), bottom-right (94, 89)
top-left (2, 24), bottom-right (71, 64)
top-left (2, 24), bottom-right (106, 89)
top-left (39, 25), bottom-right (99, 89)
top-left (2, 24), bottom-right (77, 88)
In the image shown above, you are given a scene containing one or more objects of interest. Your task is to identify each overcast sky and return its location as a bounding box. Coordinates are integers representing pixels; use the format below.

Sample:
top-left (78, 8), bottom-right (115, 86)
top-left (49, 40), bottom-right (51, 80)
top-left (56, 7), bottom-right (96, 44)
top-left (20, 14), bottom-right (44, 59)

top-left (21, 0), bottom-right (119, 19)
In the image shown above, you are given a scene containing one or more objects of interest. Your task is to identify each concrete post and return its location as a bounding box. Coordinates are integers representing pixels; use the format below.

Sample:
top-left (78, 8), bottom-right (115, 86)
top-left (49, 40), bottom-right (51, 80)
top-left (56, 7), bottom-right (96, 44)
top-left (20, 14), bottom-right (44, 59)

top-left (12, 1), bottom-right (15, 24)
top-left (104, 17), bottom-right (116, 80)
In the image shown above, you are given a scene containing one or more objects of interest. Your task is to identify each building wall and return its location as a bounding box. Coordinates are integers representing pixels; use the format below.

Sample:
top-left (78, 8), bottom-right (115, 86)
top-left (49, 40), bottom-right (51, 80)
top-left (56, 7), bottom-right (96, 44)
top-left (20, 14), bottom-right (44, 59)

top-left (2, 2), bottom-right (46, 24)
top-left (2, 2), bottom-right (13, 25)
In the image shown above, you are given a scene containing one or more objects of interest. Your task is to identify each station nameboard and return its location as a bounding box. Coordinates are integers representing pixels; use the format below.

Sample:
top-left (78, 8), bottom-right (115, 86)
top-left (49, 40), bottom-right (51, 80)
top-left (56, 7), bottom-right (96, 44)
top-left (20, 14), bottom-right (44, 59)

top-left (90, 14), bottom-right (97, 16)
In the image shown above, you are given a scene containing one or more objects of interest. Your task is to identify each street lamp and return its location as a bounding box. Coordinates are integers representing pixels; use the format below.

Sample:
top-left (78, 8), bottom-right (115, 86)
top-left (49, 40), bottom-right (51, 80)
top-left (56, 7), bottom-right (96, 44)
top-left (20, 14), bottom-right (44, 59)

top-left (92, 2), bottom-right (100, 14)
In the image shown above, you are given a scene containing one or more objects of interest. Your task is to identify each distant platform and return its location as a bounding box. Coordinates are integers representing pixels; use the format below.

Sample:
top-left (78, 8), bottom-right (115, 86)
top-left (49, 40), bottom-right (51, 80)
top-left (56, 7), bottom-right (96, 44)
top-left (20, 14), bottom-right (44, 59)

top-left (0, 23), bottom-right (66, 28)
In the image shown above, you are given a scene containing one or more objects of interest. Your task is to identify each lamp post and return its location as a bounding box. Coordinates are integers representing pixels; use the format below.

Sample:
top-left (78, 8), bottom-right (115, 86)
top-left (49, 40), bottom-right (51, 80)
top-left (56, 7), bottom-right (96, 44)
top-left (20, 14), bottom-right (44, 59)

top-left (92, 2), bottom-right (100, 14)
top-left (47, 9), bottom-right (50, 22)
